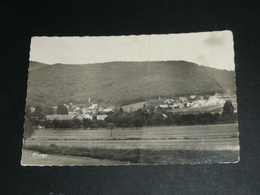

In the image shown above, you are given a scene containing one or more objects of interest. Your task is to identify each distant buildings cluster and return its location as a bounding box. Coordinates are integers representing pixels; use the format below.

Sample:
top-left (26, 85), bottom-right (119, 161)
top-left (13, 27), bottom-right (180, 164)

top-left (26, 93), bottom-right (237, 129)
top-left (48, 102), bottom-right (110, 122)
top-left (26, 101), bottom-right (112, 129)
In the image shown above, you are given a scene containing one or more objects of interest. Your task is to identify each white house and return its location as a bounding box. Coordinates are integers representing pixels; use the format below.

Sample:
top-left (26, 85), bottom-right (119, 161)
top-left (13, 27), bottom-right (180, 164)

top-left (46, 115), bottom-right (74, 121)
top-left (73, 114), bottom-right (92, 120)
top-left (159, 104), bottom-right (169, 109)
top-left (96, 115), bottom-right (108, 120)
top-left (103, 108), bottom-right (113, 113)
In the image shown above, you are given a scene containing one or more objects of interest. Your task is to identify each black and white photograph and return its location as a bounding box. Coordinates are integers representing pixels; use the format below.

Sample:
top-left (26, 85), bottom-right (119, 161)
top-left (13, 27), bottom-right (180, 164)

top-left (21, 31), bottom-right (239, 166)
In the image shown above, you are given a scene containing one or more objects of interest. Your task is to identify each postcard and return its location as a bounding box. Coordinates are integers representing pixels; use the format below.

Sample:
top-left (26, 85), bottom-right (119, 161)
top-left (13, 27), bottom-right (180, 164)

top-left (21, 31), bottom-right (239, 166)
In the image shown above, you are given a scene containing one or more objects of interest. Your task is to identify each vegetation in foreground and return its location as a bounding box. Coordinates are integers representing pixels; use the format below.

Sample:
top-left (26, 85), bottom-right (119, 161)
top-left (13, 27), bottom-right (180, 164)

top-left (23, 144), bottom-right (239, 164)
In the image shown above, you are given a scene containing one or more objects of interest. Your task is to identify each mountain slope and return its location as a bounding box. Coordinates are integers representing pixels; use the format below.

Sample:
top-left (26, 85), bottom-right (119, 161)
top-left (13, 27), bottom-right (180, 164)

top-left (26, 61), bottom-right (236, 108)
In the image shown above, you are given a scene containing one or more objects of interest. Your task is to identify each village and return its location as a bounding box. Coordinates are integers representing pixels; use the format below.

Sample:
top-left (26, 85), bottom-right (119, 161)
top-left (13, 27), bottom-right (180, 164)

top-left (25, 93), bottom-right (237, 130)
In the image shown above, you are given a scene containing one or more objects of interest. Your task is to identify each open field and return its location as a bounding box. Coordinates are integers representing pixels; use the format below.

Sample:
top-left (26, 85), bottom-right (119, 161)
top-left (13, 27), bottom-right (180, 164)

top-left (122, 101), bottom-right (147, 111)
top-left (169, 103), bottom-right (237, 114)
top-left (25, 124), bottom-right (239, 150)
top-left (23, 124), bottom-right (239, 165)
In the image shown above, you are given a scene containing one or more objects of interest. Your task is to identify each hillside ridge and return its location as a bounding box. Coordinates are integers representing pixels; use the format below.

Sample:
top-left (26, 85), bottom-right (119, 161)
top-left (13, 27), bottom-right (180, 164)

top-left (26, 61), bottom-right (236, 108)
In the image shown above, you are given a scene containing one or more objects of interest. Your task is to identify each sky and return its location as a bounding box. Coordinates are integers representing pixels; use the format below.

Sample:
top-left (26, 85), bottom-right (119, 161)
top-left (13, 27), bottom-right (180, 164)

top-left (30, 30), bottom-right (235, 71)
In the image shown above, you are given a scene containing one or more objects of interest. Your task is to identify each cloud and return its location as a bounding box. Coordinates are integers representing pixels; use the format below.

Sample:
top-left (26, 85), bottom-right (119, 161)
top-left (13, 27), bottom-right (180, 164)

top-left (204, 32), bottom-right (226, 47)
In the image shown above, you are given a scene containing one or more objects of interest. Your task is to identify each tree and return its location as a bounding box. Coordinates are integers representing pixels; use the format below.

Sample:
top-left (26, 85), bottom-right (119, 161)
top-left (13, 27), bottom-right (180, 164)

top-left (222, 100), bottom-right (235, 123)
top-left (194, 113), bottom-right (202, 125)
top-left (116, 115), bottom-right (129, 128)
top-left (82, 118), bottom-right (93, 125)
top-left (23, 116), bottom-right (35, 146)
top-left (82, 118), bottom-right (92, 129)
top-left (35, 105), bottom-right (42, 112)
top-left (25, 105), bottom-right (32, 116)
top-left (104, 115), bottom-right (117, 124)
top-left (222, 100), bottom-right (234, 115)
top-left (89, 124), bottom-right (98, 129)
top-left (118, 107), bottom-right (124, 114)
top-left (150, 112), bottom-right (164, 126)
top-left (135, 108), bottom-right (148, 124)
top-left (94, 120), bottom-right (107, 128)
top-left (201, 113), bottom-right (215, 124)
top-left (53, 119), bottom-right (60, 129)
top-left (107, 123), bottom-right (115, 136)
top-left (73, 118), bottom-right (82, 128)
top-left (164, 115), bottom-right (174, 126)
top-left (175, 114), bottom-right (182, 126)
top-left (59, 120), bottom-right (74, 129)
top-left (82, 122), bottom-right (89, 129)
top-left (131, 117), bottom-right (143, 129)
top-left (45, 107), bottom-right (55, 115)
top-left (56, 104), bottom-right (68, 114)
top-left (43, 120), bottom-right (53, 128)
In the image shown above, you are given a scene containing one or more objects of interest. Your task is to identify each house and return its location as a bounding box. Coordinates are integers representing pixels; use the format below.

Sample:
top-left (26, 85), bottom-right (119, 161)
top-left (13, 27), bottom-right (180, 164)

top-left (68, 111), bottom-right (77, 115)
top-left (98, 107), bottom-right (104, 113)
top-left (190, 95), bottom-right (196, 99)
top-left (103, 108), bottom-right (113, 113)
top-left (73, 114), bottom-right (92, 121)
top-left (159, 104), bottom-right (169, 109)
top-left (81, 108), bottom-right (92, 114)
top-left (30, 109), bottom-right (46, 122)
top-left (96, 115), bottom-right (108, 120)
top-left (29, 107), bottom-right (36, 113)
top-left (88, 104), bottom-right (99, 112)
top-left (162, 114), bottom-right (168, 119)
top-left (164, 99), bottom-right (174, 105)
top-left (46, 115), bottom-right (74, 121)
top-left (179, 97), bottom-right (188, 103)
top-left (172, 103), bottom-right (180, 109)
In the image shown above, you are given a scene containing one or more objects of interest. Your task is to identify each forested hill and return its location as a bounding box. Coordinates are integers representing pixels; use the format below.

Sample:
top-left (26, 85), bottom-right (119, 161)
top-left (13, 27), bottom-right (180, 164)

top-left (26, 60), bottom-right (236, 108)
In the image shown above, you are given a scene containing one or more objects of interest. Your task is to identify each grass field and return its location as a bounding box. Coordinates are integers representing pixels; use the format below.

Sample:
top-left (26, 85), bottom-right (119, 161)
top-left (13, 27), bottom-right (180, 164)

top-left (22, 124), bottom-right (239, 165)
top-left (122, 101), bottom-right (147, 111)
top-left (22, 146), bottom-right (239, 165)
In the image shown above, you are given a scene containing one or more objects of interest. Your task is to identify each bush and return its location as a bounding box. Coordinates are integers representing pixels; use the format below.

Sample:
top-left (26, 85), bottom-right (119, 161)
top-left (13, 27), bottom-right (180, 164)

top-left (82, 118), bottom-right (93, 125)
top-left (132, 118), bottom-right (143, 128)
top-left (53, 120), bottom-right (74, 129)
top-left (82, 122), bottom-right (89, 129)
top-left (89, 124), bottom-right (98, 129)
top-left (121, 123), bottom-right (130, 129)
top-left (53, 119), bottom-right (60, 128)
top-left (73, 118), bottom-right (82, 128)
top-left (43, 120), bottom-right (53, 128)
top-left (94, 120), bottom-right (107, 128)
top-left (201, 113), bottom-right (215, 124)
top-left (181, 114), bottom-right (196, 125)
top-left (164, 115), bottom-right (174, 126)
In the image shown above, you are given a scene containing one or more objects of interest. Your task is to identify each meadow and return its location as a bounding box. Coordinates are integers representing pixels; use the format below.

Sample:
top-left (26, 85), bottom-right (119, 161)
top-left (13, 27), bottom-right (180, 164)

top-left (22, 124), bottom-right (239, 165)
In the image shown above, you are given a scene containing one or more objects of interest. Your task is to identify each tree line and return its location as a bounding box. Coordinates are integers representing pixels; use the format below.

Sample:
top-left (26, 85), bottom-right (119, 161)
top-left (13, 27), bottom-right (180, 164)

top-left (25, 100), bottom-right (236, 131)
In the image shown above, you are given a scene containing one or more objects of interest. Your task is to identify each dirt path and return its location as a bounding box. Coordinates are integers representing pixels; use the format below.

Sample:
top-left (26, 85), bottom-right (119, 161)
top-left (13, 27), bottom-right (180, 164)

top-left (21, 150), bottom-right (135, 166)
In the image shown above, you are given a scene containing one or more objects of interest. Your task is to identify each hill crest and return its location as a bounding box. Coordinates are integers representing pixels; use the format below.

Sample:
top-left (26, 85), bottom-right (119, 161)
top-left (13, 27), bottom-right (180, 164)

top-left (26, 60), bottom-right (236, 108)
